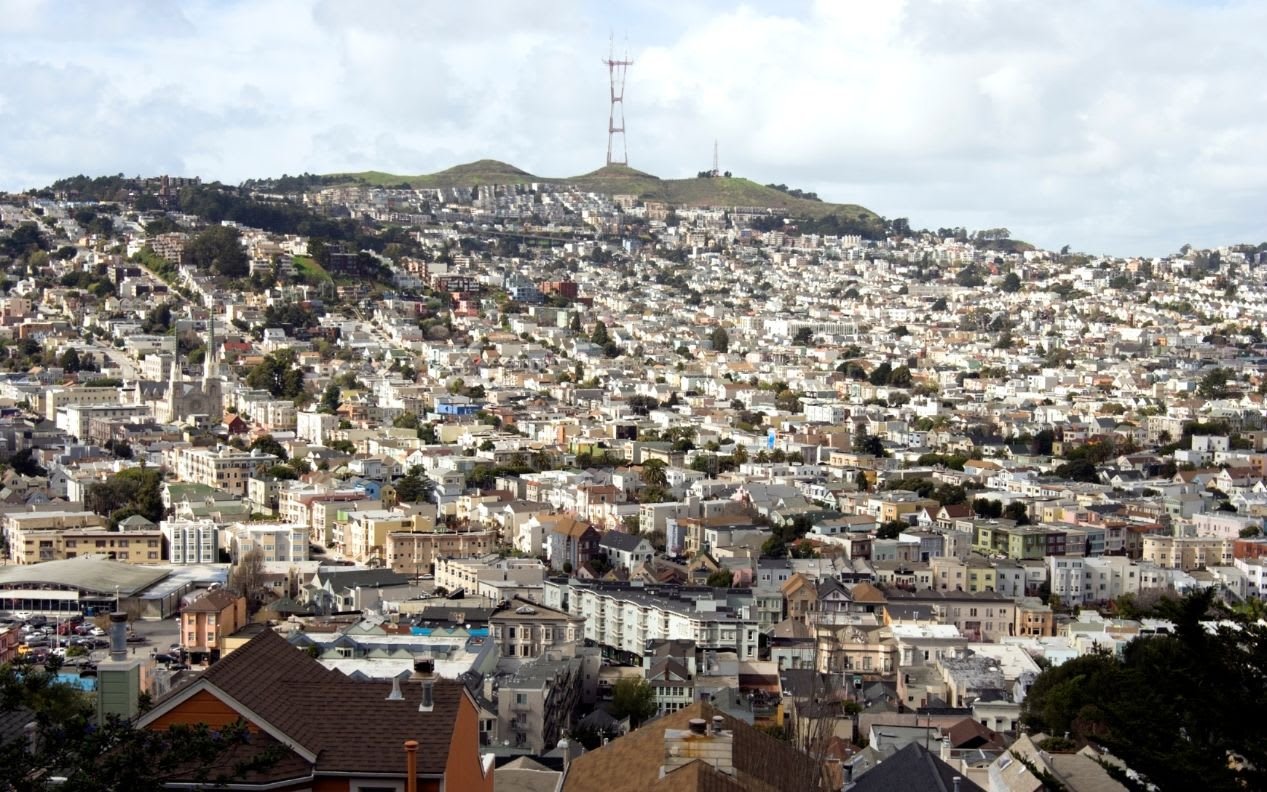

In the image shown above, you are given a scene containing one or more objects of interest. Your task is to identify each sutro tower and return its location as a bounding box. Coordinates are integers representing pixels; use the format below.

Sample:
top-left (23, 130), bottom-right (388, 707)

top-left (603, 36), bottom-right (633, 166)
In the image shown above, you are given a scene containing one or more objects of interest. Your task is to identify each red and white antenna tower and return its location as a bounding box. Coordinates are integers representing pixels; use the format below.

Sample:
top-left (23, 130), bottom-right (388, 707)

top-left (603, 35), bottom-right (633, 166)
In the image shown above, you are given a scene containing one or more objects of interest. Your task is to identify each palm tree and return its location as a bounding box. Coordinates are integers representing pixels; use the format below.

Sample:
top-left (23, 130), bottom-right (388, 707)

top-left (642, 459), bottom-right (668, 489)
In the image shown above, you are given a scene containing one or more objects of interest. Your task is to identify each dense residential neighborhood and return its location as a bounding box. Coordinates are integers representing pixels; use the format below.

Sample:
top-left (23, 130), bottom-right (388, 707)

top-left (1, 170), bottom-right (1266, 791)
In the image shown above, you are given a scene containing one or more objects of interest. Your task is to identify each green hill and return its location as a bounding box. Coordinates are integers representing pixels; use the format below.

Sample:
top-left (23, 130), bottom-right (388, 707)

top-left (335, 159), bottom-right (539, 188)
top-left (323, 160), bottom-right (882, 229)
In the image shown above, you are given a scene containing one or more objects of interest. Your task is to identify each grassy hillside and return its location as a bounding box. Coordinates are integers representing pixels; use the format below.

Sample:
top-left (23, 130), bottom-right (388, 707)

top-left (334, 159), bottom-right (540, 189)
top-left (323, 160), bottom-right (882, 228)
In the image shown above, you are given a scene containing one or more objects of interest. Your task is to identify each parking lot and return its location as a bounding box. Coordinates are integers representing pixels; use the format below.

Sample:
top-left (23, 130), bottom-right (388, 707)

top-left (5, 613), bottom-right (183, 666)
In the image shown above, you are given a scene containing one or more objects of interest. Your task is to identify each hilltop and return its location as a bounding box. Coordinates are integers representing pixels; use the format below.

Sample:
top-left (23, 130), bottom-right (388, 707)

top-left (323, 160), bottom-right (883, 231)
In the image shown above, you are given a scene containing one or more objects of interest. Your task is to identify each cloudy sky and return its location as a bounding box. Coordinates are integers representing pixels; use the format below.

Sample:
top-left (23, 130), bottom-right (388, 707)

top-left (1, 0), bottom-right (1264, 255)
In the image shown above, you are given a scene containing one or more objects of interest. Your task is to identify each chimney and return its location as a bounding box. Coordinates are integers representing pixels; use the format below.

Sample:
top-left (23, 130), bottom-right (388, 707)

top-left (559, 738), bottom-right (571, 774)
top-left (941, 734), bottom-right (951, 762)
top-left (386, 674), bottom-right (404, 701)
top-left (711, 715), bottom-right (724, 735)
top-left (663, 719), bottom-right (733, 778)
top-left (413, 658), bottom-right (435, 712)
top-left (404, 740), bottom-right (418, 792)
top-left (108, 611), bottom-right (128, 661)
top-left (953, 778), bottom-right (961, 792)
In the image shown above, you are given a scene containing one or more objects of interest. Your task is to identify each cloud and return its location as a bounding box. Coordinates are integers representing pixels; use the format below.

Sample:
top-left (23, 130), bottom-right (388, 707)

top-left (0, 0), bottom-right (1264, 255)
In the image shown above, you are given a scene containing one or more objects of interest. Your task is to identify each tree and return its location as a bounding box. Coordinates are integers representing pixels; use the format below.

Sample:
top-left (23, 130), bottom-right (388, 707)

top-left (955, 264), bottom-right (985, 287)
top-left (249, 434), bottom-right (287, 461)
top-left (932, 484), bottom-right (967, 506)
top-left (973, 498), bottom-right (1004, 519)
top-left (58, 348), bottom-right (83, 373)
top-left (186, 225), bottom-right (248, 277)
top-left (876, 520), bottom-right (908, 540)
top-left (245, 350), bottom-right (305, 399)
top-left (85, 467), bottom-right (164, 527)
top-left (1022, 590), bottom-right (1267, 791)
top-left (709, 327), bottom-right (730, 352)
top-left (791, 327), bottom-right (815, 346)
top-left (610, 677), bottom-right (658, 726)
top-left (641, 459), bottom-right (668, 489)
top-left (394, 465), bottom-right (436, 503)
top-left (0, 662), bottom-right (280, 791)
top-left (854, 432), bottom-right (886, 457)
top-left (0, 222), bottom-right (50, 260)
top-left (1003, 501), bottom-right (1030, 525)
top-left (1198, 367), bottom-right (1232, 399)
top-left (1055, 458), bottom-right (1099, 483)
top-left (318, 383), bottom-right (341, 414)
top-left (888, 365), bottom-right (912, 388)
top-left (706, 569), bottom-right (734, 588)
top-left (590, 320), bottom-right (610, 346)
top-left (227, 547), bottom-right (268, 614)
top-left (868, 362), bottom-right (892, 386)
top-left (6, 448), bottom-right (46, 477)
top-left (1001, 271), bottom-right (1021, 293)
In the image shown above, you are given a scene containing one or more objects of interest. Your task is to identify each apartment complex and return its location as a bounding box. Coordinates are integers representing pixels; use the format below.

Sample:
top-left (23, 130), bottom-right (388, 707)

top-left (556, 580), bottom-right (761, 661)
top-left (385, 526), bottom-right (496, 575)
top-left (160, 519), bottom-right (219, 565)
top-left (225, 522), bottom-right (308, 563)
top-left (165, 445), bottom-right (278, 497)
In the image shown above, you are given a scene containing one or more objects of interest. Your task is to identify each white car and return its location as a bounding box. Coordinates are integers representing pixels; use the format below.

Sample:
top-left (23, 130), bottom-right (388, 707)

top-left (90, 627), bottom-right (105, 637)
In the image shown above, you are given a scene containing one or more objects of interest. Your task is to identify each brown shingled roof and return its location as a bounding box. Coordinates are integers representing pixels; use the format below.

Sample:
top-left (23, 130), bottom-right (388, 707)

top-left (182, 588), bottom-right (241, 613)
top-left (562, 702), bottom-right (827, 792)
top-left (148, 629), bottom-right (465, 778)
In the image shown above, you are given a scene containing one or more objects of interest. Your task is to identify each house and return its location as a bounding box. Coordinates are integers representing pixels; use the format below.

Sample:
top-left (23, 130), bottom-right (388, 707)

top-left (781, 573), bottom-right (818, 624)
top-left (490, 596), bottom-right (584, 660)
top-left (136, 629), bottom-right (494, 791)
top-left (180, 588), bottom-right (247, 664)
top-left (546, 517), bottom-right (600, 572)
top-left (598, 530), bottom-right (655, 572)
top-left (561, 701), bottom-right (828, 792)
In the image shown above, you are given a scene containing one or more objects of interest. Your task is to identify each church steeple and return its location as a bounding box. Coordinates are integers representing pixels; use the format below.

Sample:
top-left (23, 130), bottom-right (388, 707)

top-left (204, 302), bottom-right (216, 383)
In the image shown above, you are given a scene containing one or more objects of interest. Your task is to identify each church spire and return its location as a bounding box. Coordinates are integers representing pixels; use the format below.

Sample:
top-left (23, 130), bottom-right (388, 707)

top-left (204, 302), bottom-right (216, 383)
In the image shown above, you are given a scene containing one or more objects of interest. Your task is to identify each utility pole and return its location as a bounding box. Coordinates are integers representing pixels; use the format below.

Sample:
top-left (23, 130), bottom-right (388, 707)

top-left (603, 35), bottom-right (633, 166)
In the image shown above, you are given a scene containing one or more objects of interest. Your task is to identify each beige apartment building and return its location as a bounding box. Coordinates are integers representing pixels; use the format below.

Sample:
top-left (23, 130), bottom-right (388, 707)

top-left (4, 511), bottom-right (108, 564)
top-left (165, 446), bottom-right (278, 497)
top-left (1141, 534), bottom-right (1234, 571)
top-left (385, 526), bottom-right (496, 576)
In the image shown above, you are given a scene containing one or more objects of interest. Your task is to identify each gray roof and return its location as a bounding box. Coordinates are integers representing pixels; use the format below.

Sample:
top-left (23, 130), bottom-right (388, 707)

top-left (598, 530), bottom-right (648, 553)
top-left (852, 743), bottom-right (986, 792)
top-left (313, 567), bottom-right (410, 589)
top-left (0, 556), bottom-right (170, 595)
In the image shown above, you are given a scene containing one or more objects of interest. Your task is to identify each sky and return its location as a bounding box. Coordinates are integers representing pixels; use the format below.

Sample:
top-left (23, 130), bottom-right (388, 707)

top-left (1, 0), bottom-right (1265, 256)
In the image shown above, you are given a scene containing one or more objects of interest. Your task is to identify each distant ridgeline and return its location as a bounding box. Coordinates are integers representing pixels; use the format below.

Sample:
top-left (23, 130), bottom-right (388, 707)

top-left (31, 161), bottom-right (1038, 248)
